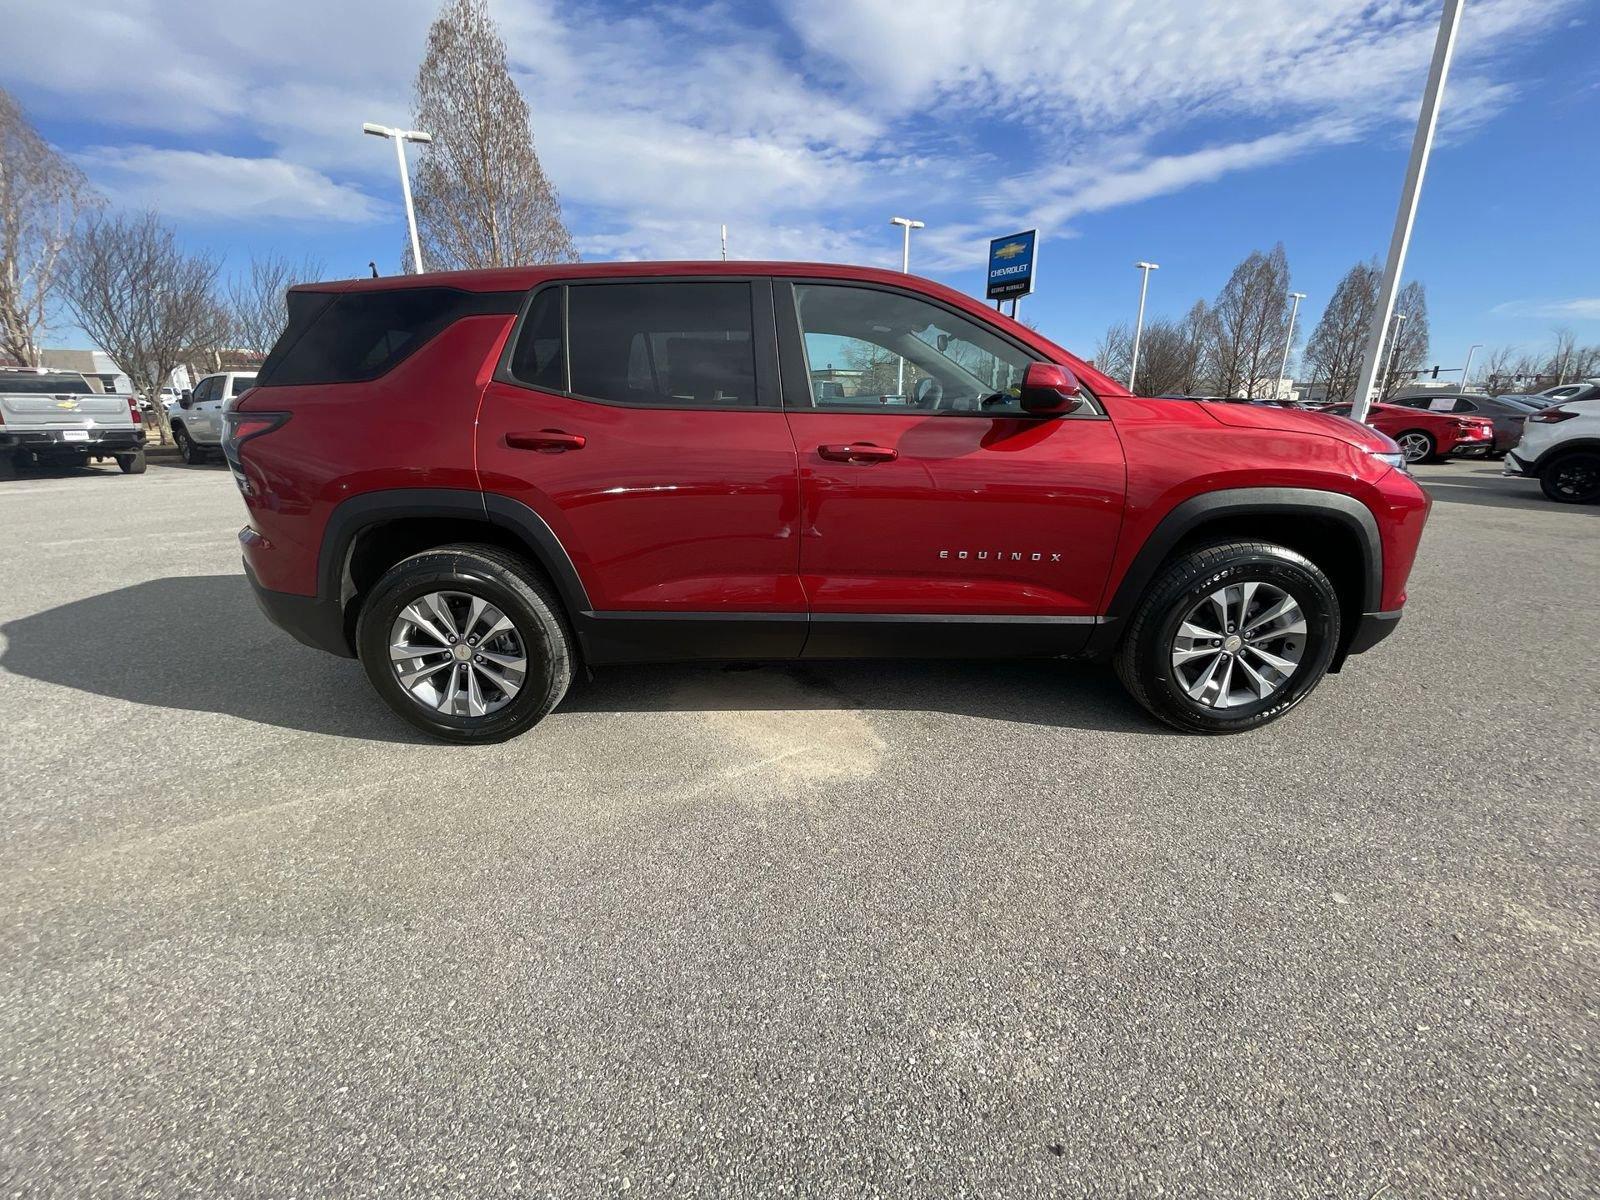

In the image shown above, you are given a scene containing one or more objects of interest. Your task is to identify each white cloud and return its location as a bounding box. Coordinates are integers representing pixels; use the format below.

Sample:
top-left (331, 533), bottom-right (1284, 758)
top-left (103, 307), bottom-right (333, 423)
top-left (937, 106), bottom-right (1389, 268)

top-left (3, 0), bottom-right (1583, 257)
top-left (75, 147), bottom-right (386, 225)
top-left (1491, 298), bottom-right (1600, 321)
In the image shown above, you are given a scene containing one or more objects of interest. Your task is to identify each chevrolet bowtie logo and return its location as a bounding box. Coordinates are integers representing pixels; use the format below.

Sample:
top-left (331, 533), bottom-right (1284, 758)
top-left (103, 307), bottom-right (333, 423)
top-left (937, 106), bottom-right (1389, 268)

top-left (55, 398), bottom-right (79, 410)
top-left (993, 241), bottom-right (1028, 260)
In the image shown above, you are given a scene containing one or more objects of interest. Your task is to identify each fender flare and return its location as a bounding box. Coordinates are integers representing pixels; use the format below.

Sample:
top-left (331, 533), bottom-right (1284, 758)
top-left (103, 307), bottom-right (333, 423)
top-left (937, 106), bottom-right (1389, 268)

top-left (317, 488), bottom-right (591, 616)
top-left (1531, 438), bottom-right (1600, 473)
top-left (1085, 486), bottom-right (1383, 655)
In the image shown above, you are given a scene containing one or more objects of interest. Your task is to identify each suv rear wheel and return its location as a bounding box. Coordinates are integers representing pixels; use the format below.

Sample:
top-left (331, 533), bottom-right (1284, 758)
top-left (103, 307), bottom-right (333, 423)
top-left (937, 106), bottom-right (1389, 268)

top-left (1114, 541), bottom-right (1341, 734)
top-left (355, 544), bottom-right (573, 744)
top-left (1539, 450), bottom-right (1600, 504)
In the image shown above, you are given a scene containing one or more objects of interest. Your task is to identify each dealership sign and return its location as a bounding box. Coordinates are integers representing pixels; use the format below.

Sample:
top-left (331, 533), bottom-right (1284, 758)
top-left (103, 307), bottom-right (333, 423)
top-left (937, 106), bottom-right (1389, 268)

top-left (986, 230), bottom-right (1037, 301)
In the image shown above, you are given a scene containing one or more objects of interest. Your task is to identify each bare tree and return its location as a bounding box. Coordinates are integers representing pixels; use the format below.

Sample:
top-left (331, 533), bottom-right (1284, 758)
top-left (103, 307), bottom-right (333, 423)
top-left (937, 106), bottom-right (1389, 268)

top-left (1379, 280), bottom-right (1429, 401)
top-left (1479, 345), bottom-right (1517, 393)
top-left (1304, 260), bottom-right (1380, 405)
top-left (1095, 321), bottom-right (1132, 385)
top-left (1131, 319), bottom-right (1191, 397)
top-left (1176, 300), bottom-right (1212, 395)
top-left (226, 252), bottom-right (324, 356)
top-left (1547, 327), bottom-right (1578, 385)
top-left (410, 0), bottom-right (577, 270)
top-left (0, 87), bottom-right (99, 366)
top-left (1207, 244), bottom-right (1291, 397)
top-left (60, 212), bottom-right (227, 444)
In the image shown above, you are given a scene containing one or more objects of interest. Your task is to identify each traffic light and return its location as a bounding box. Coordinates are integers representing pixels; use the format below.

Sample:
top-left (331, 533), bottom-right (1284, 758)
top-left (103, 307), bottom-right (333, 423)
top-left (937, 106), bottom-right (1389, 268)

top-left (1431, 365), bottom-right (1440, 379)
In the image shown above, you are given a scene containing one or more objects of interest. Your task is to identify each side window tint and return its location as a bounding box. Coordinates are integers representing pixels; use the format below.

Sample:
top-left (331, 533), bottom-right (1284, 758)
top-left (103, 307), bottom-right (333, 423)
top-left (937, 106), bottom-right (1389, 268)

top-left (792, 284), bottom-right (1036, 414)
top-left (509, 288), bottom-right (565, 391)
top-left (256, 288), bottom-right (517, 386)
top-left (568, 282), bottom-right (757, 407)
top-left (231, 376), bottom-right (255, 396)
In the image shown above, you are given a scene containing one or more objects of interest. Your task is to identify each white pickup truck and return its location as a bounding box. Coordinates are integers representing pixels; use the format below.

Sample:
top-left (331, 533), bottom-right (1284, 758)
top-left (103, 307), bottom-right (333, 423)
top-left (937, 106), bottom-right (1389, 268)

top-left (167, 370), bottom-right (256, 464)
top-left (0, 369), bottom-right (147, 474)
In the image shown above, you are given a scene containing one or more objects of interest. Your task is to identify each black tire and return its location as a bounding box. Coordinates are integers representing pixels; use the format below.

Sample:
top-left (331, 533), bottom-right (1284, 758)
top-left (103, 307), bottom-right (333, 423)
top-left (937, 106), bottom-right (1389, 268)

top-left (355, 543), bottom-right (573, 744)
top-left (173, 426), bottom-right (204, 464)
top-left (1395, 430), bottom-right (1437, 464)
top-left (116, 449), bottom-right (147, 474)
top-left (1539, 451), bottom-right (1600, 504)
top-left (1114, 541), bottom-right (1341, 735)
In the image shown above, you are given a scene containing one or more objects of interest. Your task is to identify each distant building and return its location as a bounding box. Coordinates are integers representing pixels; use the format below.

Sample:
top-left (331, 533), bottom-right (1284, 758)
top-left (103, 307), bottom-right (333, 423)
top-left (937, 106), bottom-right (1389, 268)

top-left (37, 349), bottom-right (131, 394)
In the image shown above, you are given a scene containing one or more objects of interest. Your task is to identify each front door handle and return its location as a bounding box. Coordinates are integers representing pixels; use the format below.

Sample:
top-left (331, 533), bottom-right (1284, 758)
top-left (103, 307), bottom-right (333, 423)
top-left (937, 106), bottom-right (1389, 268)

top-left (507, 429), bottom-right (586, 453)
top-left (818, 442), bottom-right (897, 464)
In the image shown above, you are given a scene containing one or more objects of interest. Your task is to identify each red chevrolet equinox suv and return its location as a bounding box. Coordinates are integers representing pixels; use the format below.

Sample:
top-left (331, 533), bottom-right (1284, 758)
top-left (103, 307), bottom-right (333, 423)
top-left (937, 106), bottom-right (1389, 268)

top-left (229, 262), bottom-right (1430, 742)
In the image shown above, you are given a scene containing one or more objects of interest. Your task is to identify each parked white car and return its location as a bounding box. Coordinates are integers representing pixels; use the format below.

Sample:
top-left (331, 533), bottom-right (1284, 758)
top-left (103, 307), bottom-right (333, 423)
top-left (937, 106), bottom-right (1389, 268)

top-left (1504, 397), bottom-right (1600, 503)
top-left (169, 371), bottom-right (256, 463)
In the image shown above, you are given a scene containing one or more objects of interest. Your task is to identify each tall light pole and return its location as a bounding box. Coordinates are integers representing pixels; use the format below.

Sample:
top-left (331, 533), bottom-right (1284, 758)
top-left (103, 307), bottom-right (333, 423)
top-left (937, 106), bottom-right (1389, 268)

top-left (889, 216), bottom-right (924, 273)
top-left (1349, 0), bottom-right (1463, 422)
top-left (363, 122), bottom-right (433, 274)
top-left (1278, 291), bottom-right (1307, 400)
top-left (1461, 342), bottom-right (1481, 389)
top-left (1128, 261), bottom-right (1159, 394)
top-left (889, 216), bottom-right (924, 396)
top-left (1383, 311), bottom-right (1408, 400)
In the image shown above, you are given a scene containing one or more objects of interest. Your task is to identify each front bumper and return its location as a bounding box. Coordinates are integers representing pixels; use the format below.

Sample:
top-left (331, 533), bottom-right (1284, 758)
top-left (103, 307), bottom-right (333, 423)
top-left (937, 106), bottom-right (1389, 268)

top-left (1331, 608), bottom-right (1403, 673)
top-left (1346, 609), bottom-right (1403, 655)
top-left (243, 555), bottom-right (353, 659)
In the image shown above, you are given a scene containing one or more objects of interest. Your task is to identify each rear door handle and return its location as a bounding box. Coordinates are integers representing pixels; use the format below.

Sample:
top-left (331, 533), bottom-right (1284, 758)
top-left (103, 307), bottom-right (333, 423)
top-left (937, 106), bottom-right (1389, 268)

top-left (507, 430), bottom-right (586, 453)
top-left (818, 442), bottom-right (897, 463)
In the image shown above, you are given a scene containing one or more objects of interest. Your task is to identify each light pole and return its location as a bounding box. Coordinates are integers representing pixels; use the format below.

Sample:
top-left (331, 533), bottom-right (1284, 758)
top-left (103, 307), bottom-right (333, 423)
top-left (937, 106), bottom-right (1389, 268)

top-left (889, 216), bottom-right (924, 273)
top-left (1128, 261), bottom-right (1159, 394)
top-left (1278, 291), bottom-right (1307, 400)
top-left (1349, 0), bottom-right (1463, 422)
top-left (889, 216), bottom-right (924, 395)
top-left (1461, 342), bottom-right (1481, 389)
top-left (1383, 312), bottom-right (1408, 400)
top-left (363, 122), bottom-right (433, 274)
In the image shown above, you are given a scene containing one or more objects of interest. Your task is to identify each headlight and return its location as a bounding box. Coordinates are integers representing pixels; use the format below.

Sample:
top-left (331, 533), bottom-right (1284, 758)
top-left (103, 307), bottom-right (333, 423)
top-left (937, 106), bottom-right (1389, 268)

top-left (1371, 449), bottom-right (1408, 472)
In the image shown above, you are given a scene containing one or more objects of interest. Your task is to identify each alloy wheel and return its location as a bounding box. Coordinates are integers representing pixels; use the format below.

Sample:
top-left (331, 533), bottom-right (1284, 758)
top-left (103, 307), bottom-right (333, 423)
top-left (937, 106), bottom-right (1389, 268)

top-left (1550, 456), bottom-right (1600, 502)
top-left (388, 590), bottom-right (527, 717)
top-left (1397, 432), bottom-right (1432, 464)
top-left (1170, 580), bottom-right (1306, 710)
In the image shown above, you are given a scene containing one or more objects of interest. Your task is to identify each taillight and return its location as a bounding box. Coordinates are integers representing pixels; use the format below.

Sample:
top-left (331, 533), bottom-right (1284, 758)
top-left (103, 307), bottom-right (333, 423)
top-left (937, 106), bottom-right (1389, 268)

top-left (221, 411), bottom-right (289, 496)
top-left (1529, 407), bottom-right (1579, 424)
top-left (128, 396), bottom-right (141, 427)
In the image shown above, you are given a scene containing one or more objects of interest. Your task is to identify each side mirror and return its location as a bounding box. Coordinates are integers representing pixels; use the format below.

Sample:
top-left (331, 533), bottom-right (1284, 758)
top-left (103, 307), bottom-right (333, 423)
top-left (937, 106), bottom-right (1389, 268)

top-left (178, 390), bottom-right (194, 408)
top-left (1020, 362), bottom-right (1083, 415)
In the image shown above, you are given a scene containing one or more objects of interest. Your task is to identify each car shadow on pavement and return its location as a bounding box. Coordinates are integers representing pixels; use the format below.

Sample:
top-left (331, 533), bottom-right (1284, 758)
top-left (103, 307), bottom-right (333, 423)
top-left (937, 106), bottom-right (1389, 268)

top-left (0, 574), bottom-right (428, 744)
top-left (3, 575), bottom-right (1158, 739)
top-left (563, 658), bottom-right (1157, 734)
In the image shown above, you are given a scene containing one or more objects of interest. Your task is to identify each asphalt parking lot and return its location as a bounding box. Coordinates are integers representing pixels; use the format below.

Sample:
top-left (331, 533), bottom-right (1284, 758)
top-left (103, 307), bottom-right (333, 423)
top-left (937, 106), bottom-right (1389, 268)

top-left (1, 456), bottom-right (1596, 1198)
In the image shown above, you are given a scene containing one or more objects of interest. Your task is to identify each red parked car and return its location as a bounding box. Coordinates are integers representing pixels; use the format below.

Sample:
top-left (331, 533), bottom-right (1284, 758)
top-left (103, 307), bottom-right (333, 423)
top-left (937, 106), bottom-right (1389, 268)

top-left (229, 262), bottom-right (1430, 742)
top-left (1320, 400), bottom-right (1494, 464)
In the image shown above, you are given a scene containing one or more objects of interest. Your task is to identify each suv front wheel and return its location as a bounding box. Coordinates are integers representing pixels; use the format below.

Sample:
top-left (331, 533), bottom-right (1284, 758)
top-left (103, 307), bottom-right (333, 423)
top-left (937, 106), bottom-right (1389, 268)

top-left (1115, 541), bottom-right (1341, 734)
top-left (356, 544), bottom-right (574, 743)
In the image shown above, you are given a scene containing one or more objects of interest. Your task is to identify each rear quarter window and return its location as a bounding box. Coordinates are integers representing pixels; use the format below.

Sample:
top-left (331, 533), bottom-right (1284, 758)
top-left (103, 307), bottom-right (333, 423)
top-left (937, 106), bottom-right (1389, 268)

top-left (256, 287), bottom-right (520, 386)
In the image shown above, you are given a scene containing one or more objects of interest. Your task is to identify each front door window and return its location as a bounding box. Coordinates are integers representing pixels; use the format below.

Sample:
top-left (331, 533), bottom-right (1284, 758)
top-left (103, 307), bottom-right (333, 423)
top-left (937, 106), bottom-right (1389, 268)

top-left (793, 283), bottom-right (1038, 415)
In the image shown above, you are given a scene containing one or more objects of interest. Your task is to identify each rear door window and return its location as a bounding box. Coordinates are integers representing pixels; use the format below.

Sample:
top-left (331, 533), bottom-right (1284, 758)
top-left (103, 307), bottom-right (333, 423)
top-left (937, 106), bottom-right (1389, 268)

top-left (566, 282), bottom-right (759, 407)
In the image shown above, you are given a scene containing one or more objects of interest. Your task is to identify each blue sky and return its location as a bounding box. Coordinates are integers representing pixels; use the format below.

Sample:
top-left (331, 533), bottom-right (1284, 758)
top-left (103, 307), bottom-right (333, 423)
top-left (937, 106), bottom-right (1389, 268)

top-left (7, 0), bottom-right (1599, 376)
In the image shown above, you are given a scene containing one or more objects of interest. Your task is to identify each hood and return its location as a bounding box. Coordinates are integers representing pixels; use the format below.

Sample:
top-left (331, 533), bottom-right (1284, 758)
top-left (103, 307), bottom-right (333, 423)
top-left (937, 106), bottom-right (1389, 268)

top-left (1197, 402), bottom-right (1394, 451)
